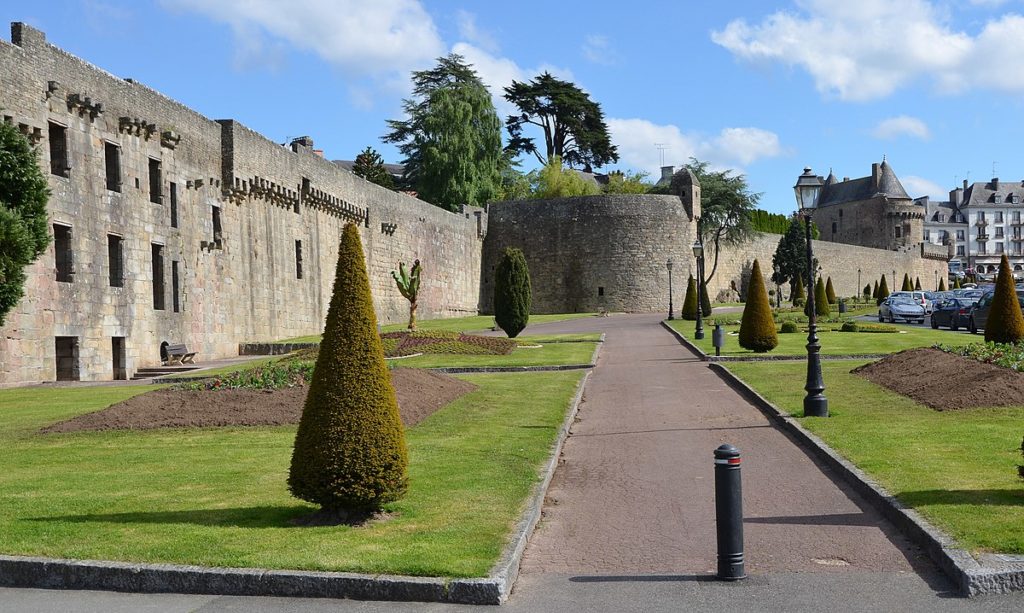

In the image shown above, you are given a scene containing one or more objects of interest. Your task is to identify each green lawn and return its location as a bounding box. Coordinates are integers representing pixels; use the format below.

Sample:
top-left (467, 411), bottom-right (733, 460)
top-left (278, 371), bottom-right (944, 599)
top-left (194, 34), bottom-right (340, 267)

top-left (0, 371), bottom-right (584, 577)
top-left (726, 361), bottom-right (1024, 555)
top-left (280, 313), bottom-right (599, 343)
top-left (666, 319), bottom-right (981, 356)
top-left (393, 341), bottom-right (597, 368)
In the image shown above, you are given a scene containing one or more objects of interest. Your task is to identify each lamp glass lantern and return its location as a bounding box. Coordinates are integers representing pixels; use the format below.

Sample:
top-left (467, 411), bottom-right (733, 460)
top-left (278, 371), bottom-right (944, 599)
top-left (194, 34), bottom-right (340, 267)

top-left (793, 167), bottom-right (823, 212)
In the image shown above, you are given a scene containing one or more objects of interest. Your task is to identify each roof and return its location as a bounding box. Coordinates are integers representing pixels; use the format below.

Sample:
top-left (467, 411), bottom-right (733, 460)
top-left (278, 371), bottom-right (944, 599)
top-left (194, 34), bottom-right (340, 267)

top-left (333, 160), bottom-right (405, 177)
top-left (962, 179), bottom-right (1024, 208)
top-left (817, 160), bottom-right (910, 207)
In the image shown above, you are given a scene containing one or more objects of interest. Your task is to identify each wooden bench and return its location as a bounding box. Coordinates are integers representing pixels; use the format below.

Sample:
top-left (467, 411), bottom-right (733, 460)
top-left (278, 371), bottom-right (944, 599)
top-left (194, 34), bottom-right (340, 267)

top-left (164, 343), bottom-right (197, 365)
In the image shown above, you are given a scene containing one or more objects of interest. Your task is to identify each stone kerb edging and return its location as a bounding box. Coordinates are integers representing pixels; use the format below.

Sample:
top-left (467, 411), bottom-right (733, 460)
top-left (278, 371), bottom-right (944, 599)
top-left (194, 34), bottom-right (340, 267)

top-left (707, 363), bottom-right (1024, 597)
top-left (659, 320), bottom-right (888, 362)
top-left (0, 360), bottom-right (597, 605)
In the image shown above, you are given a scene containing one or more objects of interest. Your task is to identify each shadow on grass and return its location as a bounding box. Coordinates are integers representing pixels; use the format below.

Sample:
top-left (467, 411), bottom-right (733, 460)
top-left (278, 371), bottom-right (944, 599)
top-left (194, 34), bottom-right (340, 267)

top-left (898, 489), bottom-right (1024, 507)
top-left (30, 505), bottom-right (318, 529)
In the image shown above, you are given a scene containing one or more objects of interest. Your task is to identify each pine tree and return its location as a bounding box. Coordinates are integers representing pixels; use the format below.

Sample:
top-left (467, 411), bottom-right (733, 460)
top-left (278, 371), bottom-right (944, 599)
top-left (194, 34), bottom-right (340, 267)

top-left (939, 278), bottom-right (947, 292)
top-left (985, 254), bottom-right (1024, 344)
top-left (494, 247), bottom-right (532, 338)
top-left (877, 275), bottom-right (890, 305)
top-left (681, 275), bottom-right (698, 320)
top-left (791, 275), bottom-right (805, 307)
top-left (825, 276), bottom-right (837, 304)
top-left (902, 273), bottom-right (912, 291)
top-left (738, 260), bottom-right (778, 352)
top-left (351, 146), bottom-right (396, 190)
top-left (288, 223), bottom-right (408, 519)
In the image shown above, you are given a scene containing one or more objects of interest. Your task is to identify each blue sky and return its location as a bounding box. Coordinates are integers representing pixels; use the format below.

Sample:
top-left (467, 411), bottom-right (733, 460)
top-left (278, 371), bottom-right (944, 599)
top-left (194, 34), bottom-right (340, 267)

top-left (5, 0), bottom-right (1024, 213)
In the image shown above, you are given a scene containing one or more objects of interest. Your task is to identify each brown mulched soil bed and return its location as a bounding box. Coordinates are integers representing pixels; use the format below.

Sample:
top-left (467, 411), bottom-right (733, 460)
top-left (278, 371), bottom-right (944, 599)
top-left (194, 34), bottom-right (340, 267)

top-left (852, 347), bottom-right (1024, 410)
top-left (41, 368), bottom-right (477, 434)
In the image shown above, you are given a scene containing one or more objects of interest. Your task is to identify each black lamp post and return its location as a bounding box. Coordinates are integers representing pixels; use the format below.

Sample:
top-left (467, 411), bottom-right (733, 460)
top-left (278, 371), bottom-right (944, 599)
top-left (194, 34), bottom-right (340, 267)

top-left (693, 239), bottom-right (705, 340)
top-left (667, 258), bottom-right (675, 320)
top-left (857, 268), bottom-right (862, 302)
top-left (794, 167), bottom-right (828, 417)
top-left (773, 263), bottom-right (782, 308)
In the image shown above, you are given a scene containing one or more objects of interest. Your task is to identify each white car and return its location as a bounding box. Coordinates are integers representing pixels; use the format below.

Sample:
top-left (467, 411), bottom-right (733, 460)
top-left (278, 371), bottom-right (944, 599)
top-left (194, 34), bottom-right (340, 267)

top-left (888, 291), bottom-right (929, 314)
top-left (879, 296), bottom-right (926, 324)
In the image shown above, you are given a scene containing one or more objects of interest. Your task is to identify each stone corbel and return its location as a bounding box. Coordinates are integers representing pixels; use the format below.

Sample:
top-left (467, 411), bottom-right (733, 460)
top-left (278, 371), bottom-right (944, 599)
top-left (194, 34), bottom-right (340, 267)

top-left (160, 129), bottom-right (180, 149)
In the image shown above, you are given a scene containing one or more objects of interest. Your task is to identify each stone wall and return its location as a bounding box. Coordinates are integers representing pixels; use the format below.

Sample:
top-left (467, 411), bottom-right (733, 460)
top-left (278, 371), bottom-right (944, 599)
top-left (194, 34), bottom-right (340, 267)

top-left (0, 23), bottom-right (484, 386)
top-left (482, 195), bottom-right (948, 314)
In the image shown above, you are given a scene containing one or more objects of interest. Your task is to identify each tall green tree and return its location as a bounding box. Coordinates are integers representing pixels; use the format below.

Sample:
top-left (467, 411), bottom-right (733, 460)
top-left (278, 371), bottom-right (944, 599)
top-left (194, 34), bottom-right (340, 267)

top-left (384, 54), bottom-right (502, 211)
top-left (0, 123), bottom-right (50, 326)
top-left (494, 247), bottom-right (532, 338)
top-left (351, 146), bottom-right (395, 190)
top-left (772, 217), bottom-right (808, 291)
top-left (503, 72), bottom-right (618, 170)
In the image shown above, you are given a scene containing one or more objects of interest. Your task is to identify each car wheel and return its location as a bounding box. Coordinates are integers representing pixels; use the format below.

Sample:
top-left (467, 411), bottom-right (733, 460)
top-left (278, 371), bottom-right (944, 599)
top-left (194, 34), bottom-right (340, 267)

top-left (931, 317), bottom-right (938, 328)
top-left (889, 314), bottom-right (896, 323)
top-left (950, 318), bottom-right (958, 331)
top-left (878, 312), bottom-right (884, 322)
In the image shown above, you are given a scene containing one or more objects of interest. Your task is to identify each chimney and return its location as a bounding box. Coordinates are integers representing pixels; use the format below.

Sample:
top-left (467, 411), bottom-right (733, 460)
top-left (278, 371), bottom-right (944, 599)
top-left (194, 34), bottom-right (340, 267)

top-left (992, 177), bottom-right (1000, 190)
top-left (11, 23), bottom-right (46, 48)
top-left (963, 179), bottom-right (968, 190)
top-left (289, 136), bottom-right (314, 153)
top-left (660, 165), bottom-right (674, 181)
top-left (871, 163), bottom-right (880, 189)
top-left (950, 187), bottom-right (963, 207)
top-left (843, 177), bottom-right (849, 182)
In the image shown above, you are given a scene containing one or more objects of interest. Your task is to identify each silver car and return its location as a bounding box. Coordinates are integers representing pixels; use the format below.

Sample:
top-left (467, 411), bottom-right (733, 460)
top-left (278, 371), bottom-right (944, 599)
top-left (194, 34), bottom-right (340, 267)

top-left (879, 295), bottom-right (925, 324)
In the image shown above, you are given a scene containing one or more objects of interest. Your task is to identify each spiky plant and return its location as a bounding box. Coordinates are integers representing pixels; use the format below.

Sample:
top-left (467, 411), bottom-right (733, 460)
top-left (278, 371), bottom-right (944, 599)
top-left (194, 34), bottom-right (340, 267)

top-left (288, 223), bottom-right (408, 520)
top-left (391, 259), bottom-right (422, 330)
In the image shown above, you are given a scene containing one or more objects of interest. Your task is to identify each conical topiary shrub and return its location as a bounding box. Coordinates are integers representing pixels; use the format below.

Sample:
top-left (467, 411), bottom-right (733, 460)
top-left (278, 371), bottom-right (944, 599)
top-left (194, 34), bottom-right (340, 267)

top-left (494, 247), bottom-right (532, 338)
top-left (872, 280), bottom-right (879, 300)
top-left (738, 259), bottom-right (778, 352)
top-left (814, 276), bottom-right (830, 316)
top-left (902, 273), bottom-right (912, 292)
top-left (877, 275), bottom-right (890, 305)
top-left (863, 284), bottom-right (871, 301)
top-left (288, 223), bottom-right (408, 520)
top-left (985, 254), bottom-right (1024, 344)
top-left (954, 276), bottom-right (962, 289)
top-left (938, 278), bottom-right (947, 292)
top-left (681, 274), bottom-right (698, 320)
top-left (791, 275), bottom-right (805, 307)
top-left (825, 276), bottom-right (837, 304)
top-left (914, 276), bottom-right (922, 291)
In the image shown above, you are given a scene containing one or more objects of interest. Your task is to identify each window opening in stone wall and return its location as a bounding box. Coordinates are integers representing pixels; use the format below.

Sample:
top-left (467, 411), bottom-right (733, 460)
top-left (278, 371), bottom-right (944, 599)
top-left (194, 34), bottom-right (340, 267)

top-left (212, 205), bottom-right (223, 247)
top-left (148, 158), bottom-right (162, 204)
top-left (598, 286), bottom-right (605, 296)
top-left (831, 222), bottom-right (837, 236)
top-left (298, 177), bottom-right (309, 214)
top-left (111, 336), bottom-right (126, 380)
top-left (104, 142), bottom-right (121, 192)
top-left (152, 243), bottom-right (165, 310)
top-left (107, 234), bottom-right (123, 287)
top-left (172, 260), bottom-right (180, 313)
top-left (295, 240), bottom-right (303, 279)
top-left (48, 122), bottom-right (69, 177)
top-left (170, 182), bottom-right (178, 228)
top-left (894, 226), bottom-right (902, 239)
top-left (54, 223), bottom-right (73, 282)
top-left (55, 336), bottom-right (80, 381)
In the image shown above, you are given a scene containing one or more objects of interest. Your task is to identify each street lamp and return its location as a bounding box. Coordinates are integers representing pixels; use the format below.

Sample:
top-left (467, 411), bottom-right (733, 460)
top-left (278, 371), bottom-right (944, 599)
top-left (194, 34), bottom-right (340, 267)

top-left (667, 258), bottom-right (675, 320)
top-left (857, 268), bottom-right (862, 302)
top-left (773, 263), bottom-right (782, 308)
top-left (692, 238), bottom-right (705, 340)
top-left (794, 167), bottom-right (828, 417)
top-left (892, 269), bottom-right (896, 290)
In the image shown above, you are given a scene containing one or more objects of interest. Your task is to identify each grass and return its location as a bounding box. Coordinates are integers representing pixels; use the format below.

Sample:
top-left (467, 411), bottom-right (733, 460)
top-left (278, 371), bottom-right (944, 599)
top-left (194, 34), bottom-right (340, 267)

top-left (392, 341), bottom-right (596, 368)
top-left (279, 312), bottom-right (599, 343)
top-left (725, 360), bottom-right (1024, 555)
top-left (0, 371), bottom-right (585, 577)
top-left (666, 318), bottom-right (980, 356)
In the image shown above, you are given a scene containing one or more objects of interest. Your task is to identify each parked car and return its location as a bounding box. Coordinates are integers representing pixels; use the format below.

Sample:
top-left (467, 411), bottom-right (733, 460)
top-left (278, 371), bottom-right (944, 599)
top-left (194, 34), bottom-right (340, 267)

top-left (930, 297), bottom-right (973, 330)
top-left (967, 289), bottom-right (1024, 334)
top-left (889, 291), bottom-right (929, 314)
top-left (879, 295), bottom-right (926, 324)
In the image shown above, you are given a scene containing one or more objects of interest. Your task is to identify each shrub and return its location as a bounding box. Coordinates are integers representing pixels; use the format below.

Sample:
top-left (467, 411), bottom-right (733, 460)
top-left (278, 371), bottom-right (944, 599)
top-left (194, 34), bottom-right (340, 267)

top-left (815, 277), bottom-right (830, 317)
top-left (825, 276), bottom-right (837, 304)
top-left (938, 278), bottom-right (947, 292)
top-left (914, 276), bottom-right (922, 291)
top-left (863, 284), bottom-right (871, 300)
top-left (840, 320), bottom-right (859, 332)
top-left (681, 274), bottom-right (698, 320)
top-left (876, 275), bottom-right (890, 305)
top-left (985, 254), bottom-right (1024, 344)
top-left (791, 275), bottom-right (805, 307)
top-left (872, 279), bottom-right (879, 300)
top-left (493, 247), bottom-right (532, 338)
top-left (391, 259), bottom-right (422, 330)
top-left (856, 323), bottom-right (899, 333)
top-left (954, 277), bottom-right (962, 289)
top-left (738, 260), bottom-right (778, 352)
top-left (780, 321), bottom-right (799, 333)
top-left (288, 223), bottom-right (409, 516)
top-left (902, 273), bottom-right (913, 292)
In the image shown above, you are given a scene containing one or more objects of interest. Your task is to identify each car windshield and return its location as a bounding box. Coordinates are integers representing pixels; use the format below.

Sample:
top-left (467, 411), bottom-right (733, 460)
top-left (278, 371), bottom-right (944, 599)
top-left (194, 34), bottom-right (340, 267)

top-left (891, 297), bottom-right (917, 305)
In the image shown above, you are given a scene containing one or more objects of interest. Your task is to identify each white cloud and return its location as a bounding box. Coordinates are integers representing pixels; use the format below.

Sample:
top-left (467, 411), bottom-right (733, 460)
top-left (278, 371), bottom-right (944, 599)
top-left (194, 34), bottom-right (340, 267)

top-left (710, 0), bottom-right (1024, 101)
top-left (456, 10), bottom-right (499, 53)
top-left (581, 34), bottom-right (619, 65)
top-left (607, 118), bottom-right (785, 176)
top-left (902, 175), bottom-right (947, 199)
top-left (161, 0), bottom-right (444, 78)
top-left (872, 115), bottom-right (931, 140)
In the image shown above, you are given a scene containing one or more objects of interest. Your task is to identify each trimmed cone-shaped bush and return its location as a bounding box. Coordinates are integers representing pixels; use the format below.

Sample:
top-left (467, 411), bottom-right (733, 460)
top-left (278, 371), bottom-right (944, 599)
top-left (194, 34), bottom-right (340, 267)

top-left (814, 276), bottom-right (830, 316)
top-left (914, 277), bottom-right (922, 291)
top-left (739, 260), bottom-right (778, 353)
top-left (985, 254), bottom-right (1024, 344)
top-left (901, 273), bottom-right (912, 291)
top-left (791, 275), bottom-right (805, 307)
top-left (863, 284), bottom-right (871, 300)
top-left (681, 274), bottom-right (698, 320)
top-left (494, 247), bottom-right (532, 338)
top-left (938, 278), bottom-right (947, 292)
top-left (954, 276), bottom-right (962, 289)
top-left (877, 275), bottom-right (890, 305)
top-left (288, 223), bottom-right (408, 514)
top-left (825, 276), bottom-right (837, 304)
top-left (872, 280), bottom-right (879, 299)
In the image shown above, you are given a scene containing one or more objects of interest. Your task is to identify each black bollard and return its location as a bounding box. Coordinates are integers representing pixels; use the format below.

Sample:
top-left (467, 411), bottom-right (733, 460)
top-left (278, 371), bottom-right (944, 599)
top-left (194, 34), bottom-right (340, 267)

top-left (714, 444), bottom-right (746, 580)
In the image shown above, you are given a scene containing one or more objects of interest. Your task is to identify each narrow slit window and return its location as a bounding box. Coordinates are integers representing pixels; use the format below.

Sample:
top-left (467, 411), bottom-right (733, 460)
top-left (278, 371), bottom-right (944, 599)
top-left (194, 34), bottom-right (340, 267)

top-left (295, 240), bottom-right (303, 279)
top-left (104, 142), bottom-right (121, 192)
top-left (170, 182), bottom-right (178, 228)
top-left (171, 260), bottom-right (180, 313)
top-left (149, 158), bottom-right (162, 204)
top-left (152, 243), bottom-right (165, 310)
top-left (54, 224), bottom-right (73, 283)
top-left (107, 234), bottom-right (123, 287)
top-left (212, 205), bottom-right (223, 247)
top-left (48, 122), bottom-right (69, 177)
